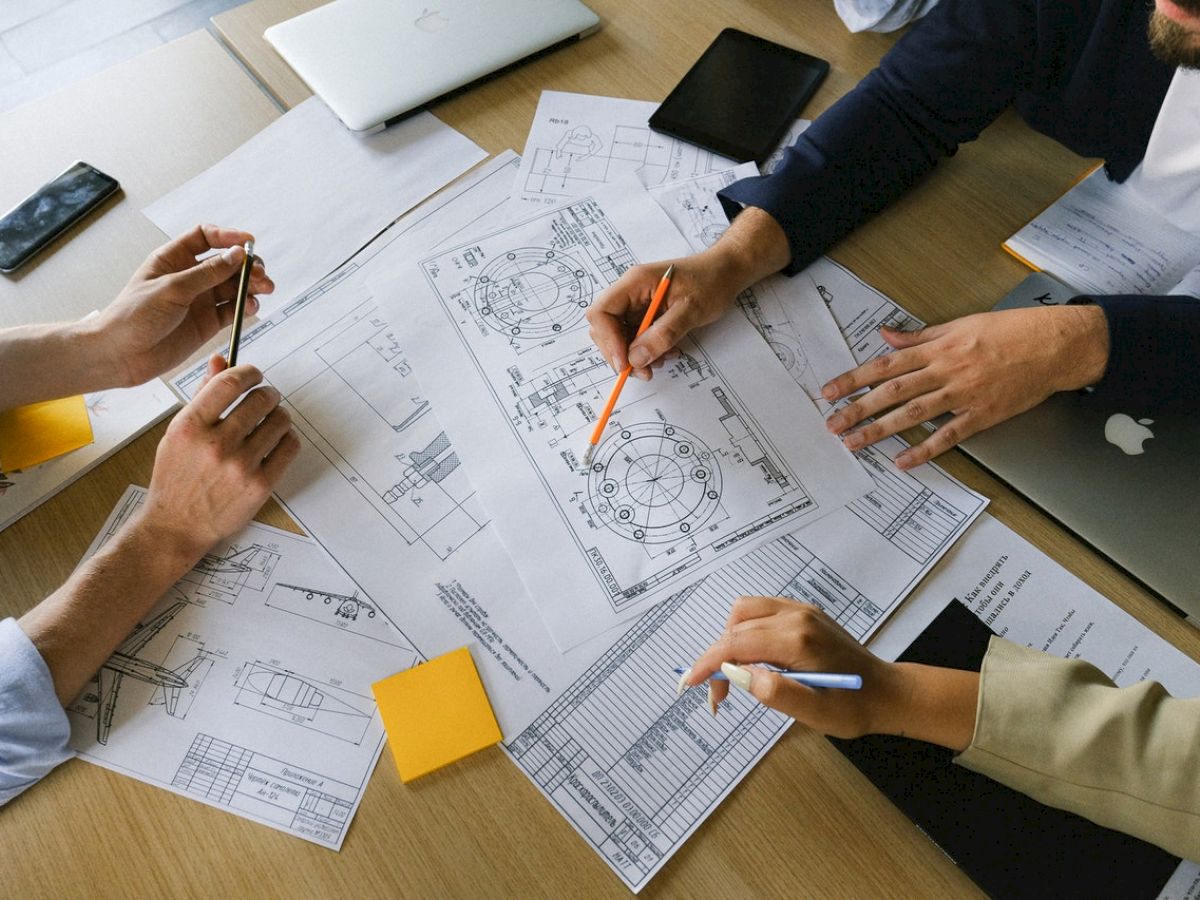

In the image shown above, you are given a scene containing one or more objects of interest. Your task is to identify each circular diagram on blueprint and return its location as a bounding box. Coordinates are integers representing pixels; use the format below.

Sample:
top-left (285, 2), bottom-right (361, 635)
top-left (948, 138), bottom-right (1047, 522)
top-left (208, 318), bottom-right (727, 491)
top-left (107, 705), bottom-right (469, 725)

top-left (473, 248), bottom-right (591, 340)
top-left (766, 334), bottom-right (809, 382)
top-left (587, 423), bottom-right (723, 544)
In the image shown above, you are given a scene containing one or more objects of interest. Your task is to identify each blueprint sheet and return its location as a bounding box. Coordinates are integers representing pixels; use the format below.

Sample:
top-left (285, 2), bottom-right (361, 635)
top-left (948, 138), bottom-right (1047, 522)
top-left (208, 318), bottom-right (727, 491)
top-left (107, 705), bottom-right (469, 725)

top-left (868, 513), bottom-right (1200, 898)
top-left (395, 181), bottom-right (872, 649)
top-left (0, 376), bottom-right (177, 532)
top-left (68, 486), bottom-right (404, 850)
top-left (170, 153), bottom-right (982, 891)
top-left (647, 165), bottom-right (856, 403)
top-left (511, 90), bottom-right (811, 213)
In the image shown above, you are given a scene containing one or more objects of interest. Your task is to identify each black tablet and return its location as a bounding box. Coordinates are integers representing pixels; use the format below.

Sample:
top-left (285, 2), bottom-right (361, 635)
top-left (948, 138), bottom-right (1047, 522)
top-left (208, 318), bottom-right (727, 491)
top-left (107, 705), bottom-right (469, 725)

top-left (648, 28), bottom-right (829, 165)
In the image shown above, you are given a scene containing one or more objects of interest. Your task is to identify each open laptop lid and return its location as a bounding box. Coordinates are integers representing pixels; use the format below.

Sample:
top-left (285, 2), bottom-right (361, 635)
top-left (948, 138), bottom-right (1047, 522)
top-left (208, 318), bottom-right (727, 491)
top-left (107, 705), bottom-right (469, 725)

top-left (266, 0), bottom-right (601, 131)
top-left (955, 272), bottom-right (1200, 619)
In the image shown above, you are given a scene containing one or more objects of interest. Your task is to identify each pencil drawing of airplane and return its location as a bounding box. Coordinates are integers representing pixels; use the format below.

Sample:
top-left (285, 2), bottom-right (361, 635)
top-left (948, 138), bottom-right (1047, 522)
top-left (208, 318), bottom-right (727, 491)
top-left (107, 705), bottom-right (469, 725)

top-left (276, 583), bottom-right (377, 621)
top-left (93, 601), bottom-right (211, 745)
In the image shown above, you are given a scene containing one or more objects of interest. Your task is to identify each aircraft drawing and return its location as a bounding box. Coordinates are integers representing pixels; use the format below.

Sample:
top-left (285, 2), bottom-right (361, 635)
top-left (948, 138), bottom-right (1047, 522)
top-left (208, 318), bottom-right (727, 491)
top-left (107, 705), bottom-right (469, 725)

top-left (93, 601), bottom-right (210, 745)
top-left (276, 583), bottom-right (377, 621)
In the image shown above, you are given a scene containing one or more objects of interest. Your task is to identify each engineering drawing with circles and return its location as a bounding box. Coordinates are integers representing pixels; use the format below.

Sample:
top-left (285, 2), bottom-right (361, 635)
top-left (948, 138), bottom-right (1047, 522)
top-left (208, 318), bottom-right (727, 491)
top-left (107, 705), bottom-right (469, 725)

top-left (587, 422), bottom-right (724, 546)
top-left (473, 248), bottom-right (592, 341)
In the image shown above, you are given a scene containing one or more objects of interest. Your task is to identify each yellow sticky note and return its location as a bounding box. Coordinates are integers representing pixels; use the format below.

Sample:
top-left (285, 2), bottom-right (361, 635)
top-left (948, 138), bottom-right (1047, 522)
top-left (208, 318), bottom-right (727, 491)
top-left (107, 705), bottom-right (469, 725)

top-left (372, 646), bottom-right (501, 782)
top-left (0, 395), bottom-right (93, 471)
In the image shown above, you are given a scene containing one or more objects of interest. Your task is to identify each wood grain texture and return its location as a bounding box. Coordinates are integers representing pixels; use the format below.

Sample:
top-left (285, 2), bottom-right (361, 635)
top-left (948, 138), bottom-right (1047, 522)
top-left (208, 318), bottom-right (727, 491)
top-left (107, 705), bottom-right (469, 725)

top-left (3, 2), bottom-right (1197, 897)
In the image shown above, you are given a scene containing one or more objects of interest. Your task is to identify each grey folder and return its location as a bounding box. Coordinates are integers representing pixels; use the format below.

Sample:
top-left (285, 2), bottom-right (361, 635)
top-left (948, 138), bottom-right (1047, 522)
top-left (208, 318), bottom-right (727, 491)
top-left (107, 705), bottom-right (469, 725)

top-left (952, 272), bottom-right (1200, 619)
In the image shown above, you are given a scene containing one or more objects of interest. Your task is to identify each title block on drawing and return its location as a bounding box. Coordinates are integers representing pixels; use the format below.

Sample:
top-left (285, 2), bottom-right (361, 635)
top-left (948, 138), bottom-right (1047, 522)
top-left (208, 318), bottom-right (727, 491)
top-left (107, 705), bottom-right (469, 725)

top-left (372, 646), bottom-right (502, 782)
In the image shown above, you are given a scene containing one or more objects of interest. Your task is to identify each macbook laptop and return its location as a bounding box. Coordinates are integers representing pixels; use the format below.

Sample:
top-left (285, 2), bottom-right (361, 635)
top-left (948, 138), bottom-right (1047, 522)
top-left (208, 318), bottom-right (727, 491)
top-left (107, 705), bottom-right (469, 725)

top-left (265, 0), bottom-right (601, 131)
top-left (952, 271), bottom-right (1200, 619)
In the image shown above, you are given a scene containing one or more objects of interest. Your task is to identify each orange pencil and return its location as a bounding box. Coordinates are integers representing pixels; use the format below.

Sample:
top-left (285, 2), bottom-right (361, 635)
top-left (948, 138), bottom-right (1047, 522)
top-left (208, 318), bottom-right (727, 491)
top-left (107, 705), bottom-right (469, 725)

top-left (582, 264), bottom-right (675, 468)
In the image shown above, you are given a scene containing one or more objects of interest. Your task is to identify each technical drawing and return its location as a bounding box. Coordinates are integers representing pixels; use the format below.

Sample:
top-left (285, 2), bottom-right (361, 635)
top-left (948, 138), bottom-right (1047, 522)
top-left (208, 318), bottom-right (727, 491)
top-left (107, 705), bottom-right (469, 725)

top-left (736, 286), bottom-right (814, 388)
top-left (587, 423), bottom-right (725, 544)
top-left (524, 123), bottom-right (727, 198)
top-left (473, 248), bottom-right (592, 340)
top-left (175, 543), bottom-right (281, 606)
top-left (234, 661), bottom-right (376, 745)
top-left (71, 601), bottom-right (215, 745)
top-left (265, 582), bottom-right (420, 653)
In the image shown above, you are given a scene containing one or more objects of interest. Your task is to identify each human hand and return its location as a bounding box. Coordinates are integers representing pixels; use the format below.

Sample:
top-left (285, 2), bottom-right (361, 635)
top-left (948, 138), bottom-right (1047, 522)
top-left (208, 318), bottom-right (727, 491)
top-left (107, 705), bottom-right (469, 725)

top-left (133, 356), bottom-right (299, 569)
top-left (681, 597), bottom-right (979, 750)
top-left (586, 206), bottom-right (791, 380)
top-left (820, 304), bottom-right (1109, 470)
top-left (681, 598), bottom-right (898, 739)
top-left (89, 224), bottom-right (274, 387)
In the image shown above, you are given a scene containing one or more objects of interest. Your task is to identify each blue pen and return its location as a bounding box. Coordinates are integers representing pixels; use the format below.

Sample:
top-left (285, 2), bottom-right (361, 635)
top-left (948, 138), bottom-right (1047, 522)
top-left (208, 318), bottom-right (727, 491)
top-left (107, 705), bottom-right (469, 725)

top-left (672, 667), bottom-right (862, 690)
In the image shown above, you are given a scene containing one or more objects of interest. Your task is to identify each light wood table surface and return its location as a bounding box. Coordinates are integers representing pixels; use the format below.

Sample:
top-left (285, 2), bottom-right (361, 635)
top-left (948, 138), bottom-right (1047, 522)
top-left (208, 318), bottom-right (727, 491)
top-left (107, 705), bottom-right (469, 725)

top-left (2, 3), bottom-right (1197, 898)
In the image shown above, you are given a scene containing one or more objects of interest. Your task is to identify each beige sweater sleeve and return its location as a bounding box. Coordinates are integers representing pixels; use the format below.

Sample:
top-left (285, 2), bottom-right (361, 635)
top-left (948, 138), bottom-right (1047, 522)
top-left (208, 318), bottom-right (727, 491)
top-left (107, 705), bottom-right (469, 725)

top-left (955, 637), bottom-right (1200, 861)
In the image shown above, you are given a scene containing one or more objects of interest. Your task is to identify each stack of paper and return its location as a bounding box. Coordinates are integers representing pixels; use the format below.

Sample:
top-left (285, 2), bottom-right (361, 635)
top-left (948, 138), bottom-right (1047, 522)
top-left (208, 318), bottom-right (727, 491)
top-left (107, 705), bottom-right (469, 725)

top-left (70, 88), bottom-right (993, 892)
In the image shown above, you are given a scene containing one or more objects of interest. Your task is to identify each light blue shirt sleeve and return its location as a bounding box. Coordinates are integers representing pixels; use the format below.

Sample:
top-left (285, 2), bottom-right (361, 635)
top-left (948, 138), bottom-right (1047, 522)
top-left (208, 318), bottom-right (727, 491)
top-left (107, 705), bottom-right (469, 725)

top-left (0, 618), bottom-right (72, 806)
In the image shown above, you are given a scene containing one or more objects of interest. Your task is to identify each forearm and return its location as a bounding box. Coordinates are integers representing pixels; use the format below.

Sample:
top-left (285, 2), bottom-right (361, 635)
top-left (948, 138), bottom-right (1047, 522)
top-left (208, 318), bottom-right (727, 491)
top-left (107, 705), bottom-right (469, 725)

top-left (706, 206), bottom-right (791, 291)
top-left (871, 662), bottom-right (980, 752)
top-left (18, 514), bottom-right (200, 704)
top-left (0, 318), bottom-right (118, 409)
top-left (958, 639), bottom-right (1200, 860)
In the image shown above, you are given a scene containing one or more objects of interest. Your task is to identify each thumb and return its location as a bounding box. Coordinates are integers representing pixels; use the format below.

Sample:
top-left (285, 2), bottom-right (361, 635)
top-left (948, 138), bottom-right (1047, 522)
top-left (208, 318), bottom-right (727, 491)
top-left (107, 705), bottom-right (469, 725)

top-left (880, 323), bottom-right (937, 350)
top-left (627, 301), bottom-right (701, 369)
top-left (169, 244), bottom-right (245, 297)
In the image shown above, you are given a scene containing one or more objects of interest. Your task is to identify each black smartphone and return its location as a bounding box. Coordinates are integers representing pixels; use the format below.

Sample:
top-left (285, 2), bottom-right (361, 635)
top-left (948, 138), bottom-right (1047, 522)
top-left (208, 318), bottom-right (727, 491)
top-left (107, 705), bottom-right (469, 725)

top-left (0, 161), bottom-right (121, 273)
top-left (648, 29), bottom-right (830, 165)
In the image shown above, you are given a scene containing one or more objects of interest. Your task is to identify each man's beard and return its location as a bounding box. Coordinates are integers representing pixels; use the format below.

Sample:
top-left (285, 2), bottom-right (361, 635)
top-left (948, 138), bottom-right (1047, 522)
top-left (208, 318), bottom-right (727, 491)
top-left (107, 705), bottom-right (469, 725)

top-left (1149, 9), bottom-right (1200, 68)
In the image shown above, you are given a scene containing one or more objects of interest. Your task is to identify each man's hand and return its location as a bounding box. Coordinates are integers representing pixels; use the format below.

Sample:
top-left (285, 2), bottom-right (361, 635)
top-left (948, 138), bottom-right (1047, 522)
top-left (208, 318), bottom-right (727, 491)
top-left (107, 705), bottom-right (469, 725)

top-left (89, 224), bottom-right (273, 387)
top-left (821, 304), bottom-right (1110, 470)
top-left (681, 597), bottom-right (978, 751)
top-left (586, 207), bottom-right (790, 380)
top-left (135, 357), bottom-right (299, 568)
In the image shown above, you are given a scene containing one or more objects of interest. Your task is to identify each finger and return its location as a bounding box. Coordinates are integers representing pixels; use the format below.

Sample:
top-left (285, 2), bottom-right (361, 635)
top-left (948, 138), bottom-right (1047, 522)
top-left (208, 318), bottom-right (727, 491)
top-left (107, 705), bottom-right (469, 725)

top-left (166, 244), bottom-right (247, 297)
top-left (222, 385), bottom-right (282, 439)
top-left (841, 389), bottom-right (952, 452)
top-left (587, 267), bottom-right (661, 371)
top-left (894, 413), bottom-right (976, 470)
top-left (261, 429), bottom-right (301, 484)
top-left (627, 301), bottom-right (705, 370)
top-left (188, 365), bottom-right (263, 425)
top-left (214, 294), bottom-right (261, 328)
top-left (245, 405), bottom-right (292, 460)
top-left (879, 322), bottom-right (945, 350)
top-left (825, 369), bottom-right (938, 435)
top-left (687, 620), bottom-right (802, 684)
top-left (722, 663), bottom-right (815, 717)
top-left (148, 224), bottom-right (253, 272)
top-left (200, 353), bottom-right (228, 391)
top-left (820, 346), bottom-right (926, 402)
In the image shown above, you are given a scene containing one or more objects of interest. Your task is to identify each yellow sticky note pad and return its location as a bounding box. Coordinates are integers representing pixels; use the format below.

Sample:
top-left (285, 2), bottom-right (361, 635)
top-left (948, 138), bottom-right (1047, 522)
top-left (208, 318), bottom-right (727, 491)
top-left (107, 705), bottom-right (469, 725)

top-left (0, 395), bottom-right (93, 471)
top-left (372, 646), bottom-right (501, 782)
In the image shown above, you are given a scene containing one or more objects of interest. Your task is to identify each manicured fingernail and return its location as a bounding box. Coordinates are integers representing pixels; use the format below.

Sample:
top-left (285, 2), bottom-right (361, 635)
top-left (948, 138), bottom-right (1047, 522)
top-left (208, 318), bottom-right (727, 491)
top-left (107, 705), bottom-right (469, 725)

top-left (610, 354), bottom-right (622, 373)
top-left (822, 383), bottom-right (837, 400)
top-left (844, 432), bottom-right (865, 450)
top-left (707, 684), bottom-right (719, 716)
top-left (721, 662), bottom-right (752, 691)
top-left (676, 667), bottom-right (692, 696)
top-left (629, 347), bottom-right (650, 368)
top-left (826, 414), bottom-right (845, 432)
top-left (221, 245), bottom-right (243, 263)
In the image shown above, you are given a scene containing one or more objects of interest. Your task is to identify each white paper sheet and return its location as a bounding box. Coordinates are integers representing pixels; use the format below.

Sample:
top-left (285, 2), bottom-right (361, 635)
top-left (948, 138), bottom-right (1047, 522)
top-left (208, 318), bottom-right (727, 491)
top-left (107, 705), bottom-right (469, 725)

top-left (142, 97), bottom-right (486, 312)
top-left (648, 165), bottom-right (856, 401)
top-left (0, 378), bottom-right (177, 532)
top-left (68, 486), bottom-right (404, 850)
top-left (168, 155), bottom-right (983, 890)
top-left (512, 91), bottom-right (810, 215)
top-left (868, 513), bottom-right (1200, 896)
top-left (393, 181), bottom-right (872, 648)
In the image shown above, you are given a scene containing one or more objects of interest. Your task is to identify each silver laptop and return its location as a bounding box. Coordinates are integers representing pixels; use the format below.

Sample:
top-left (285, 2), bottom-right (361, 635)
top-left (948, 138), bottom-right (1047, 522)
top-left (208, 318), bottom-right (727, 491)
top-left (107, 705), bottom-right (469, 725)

top-left (953, 271), bottom-right (1200, 619)
top-left (265, 0), bottom-right (601, 131)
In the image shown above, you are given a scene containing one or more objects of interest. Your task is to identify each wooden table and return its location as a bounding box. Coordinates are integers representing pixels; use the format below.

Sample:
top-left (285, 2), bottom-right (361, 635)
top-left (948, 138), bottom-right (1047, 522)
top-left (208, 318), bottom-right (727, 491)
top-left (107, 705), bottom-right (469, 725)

top-left (3, 3), bottom-right (1197, 897)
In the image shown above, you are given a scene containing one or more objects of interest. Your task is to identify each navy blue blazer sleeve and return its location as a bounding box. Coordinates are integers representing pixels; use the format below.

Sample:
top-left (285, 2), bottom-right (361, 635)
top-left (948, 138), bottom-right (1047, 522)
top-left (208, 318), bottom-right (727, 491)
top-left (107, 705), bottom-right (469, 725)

top-left (719, 0), bottom-right (1038, 273)
top-left (1088, 296), bottom-right (1200, 412)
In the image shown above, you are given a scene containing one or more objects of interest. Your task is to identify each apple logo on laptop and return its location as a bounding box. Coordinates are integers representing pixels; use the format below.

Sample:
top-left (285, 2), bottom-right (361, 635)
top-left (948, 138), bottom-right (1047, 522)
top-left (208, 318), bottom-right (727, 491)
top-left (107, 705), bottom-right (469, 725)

top-left (415, 7), bottom-right (449, 33)
top-left (1104, 413), bottom-right (1155, 455)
